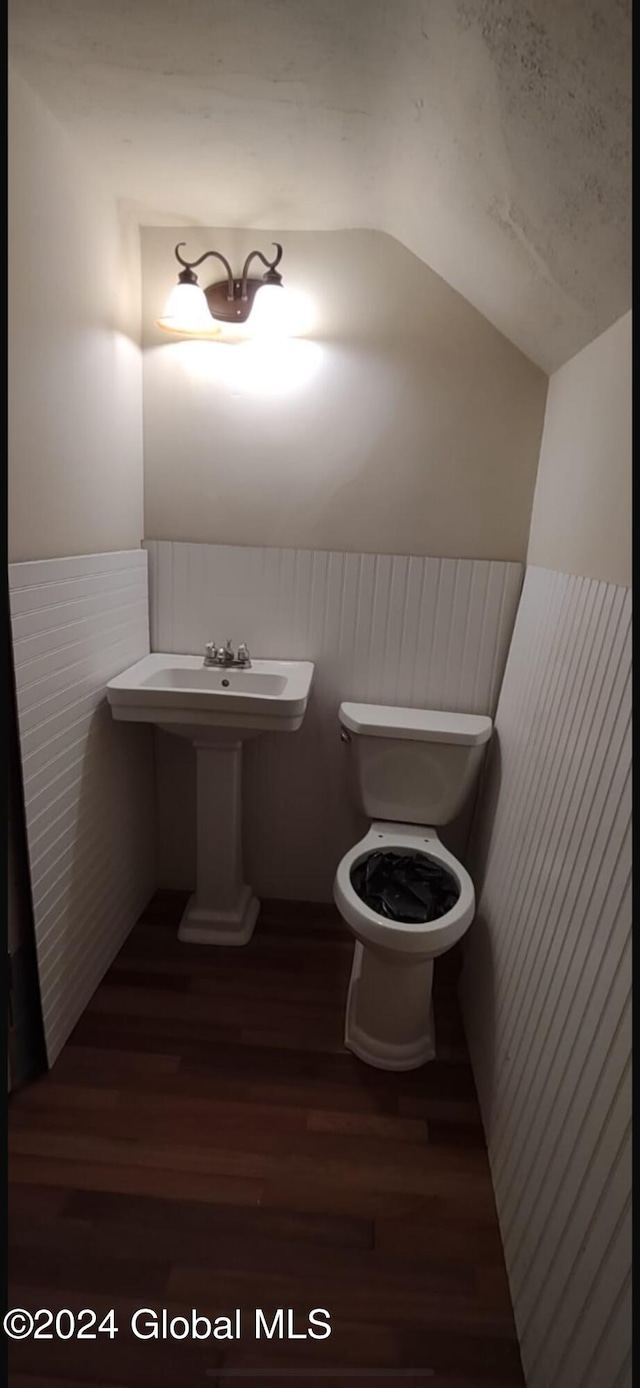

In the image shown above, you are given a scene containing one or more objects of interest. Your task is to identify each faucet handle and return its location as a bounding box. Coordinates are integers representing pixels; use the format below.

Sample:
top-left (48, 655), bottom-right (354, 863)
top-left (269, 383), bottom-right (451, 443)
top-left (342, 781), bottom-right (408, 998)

top-left (205, 640), bottom-right (217, 655)
top-left (237, 642), bottom-right (251, 665)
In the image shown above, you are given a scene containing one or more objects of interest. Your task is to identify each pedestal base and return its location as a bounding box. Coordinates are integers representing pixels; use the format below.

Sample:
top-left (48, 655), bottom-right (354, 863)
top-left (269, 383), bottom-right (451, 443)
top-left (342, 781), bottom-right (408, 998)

top-left (345, 941), bottom-right (436, 1070)
top-left (178, 886), bottom-right (260, 946)
top-left (174, 735), bottom-right (260, 948)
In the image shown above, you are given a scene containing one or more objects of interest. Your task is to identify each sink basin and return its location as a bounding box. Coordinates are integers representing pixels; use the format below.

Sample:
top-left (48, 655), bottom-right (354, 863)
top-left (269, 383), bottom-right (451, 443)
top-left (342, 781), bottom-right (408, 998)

top-left (106, 653), bottom-right (314, 947)
top-left (107, 653), bottom-right (314, 733)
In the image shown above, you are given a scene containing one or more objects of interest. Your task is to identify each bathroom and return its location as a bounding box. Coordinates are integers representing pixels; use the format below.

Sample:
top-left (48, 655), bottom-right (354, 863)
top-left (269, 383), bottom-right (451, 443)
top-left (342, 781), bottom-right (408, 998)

top-left (6, 3), bottom-right (631, 1386)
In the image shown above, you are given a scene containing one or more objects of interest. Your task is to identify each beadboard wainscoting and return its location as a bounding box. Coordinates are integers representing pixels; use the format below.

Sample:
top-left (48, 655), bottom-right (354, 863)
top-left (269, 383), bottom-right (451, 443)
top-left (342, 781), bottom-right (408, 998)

top-left (462, 567), bottom-right (632, 1388)
top-left (145, 540), bottom-right (523, 900)
top-left (9, 550), bottom-right (157, 1066)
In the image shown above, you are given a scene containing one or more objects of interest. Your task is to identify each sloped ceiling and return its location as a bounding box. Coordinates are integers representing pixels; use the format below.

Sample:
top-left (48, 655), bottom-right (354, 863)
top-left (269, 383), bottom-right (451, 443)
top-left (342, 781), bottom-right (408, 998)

top-left (8, 0), bottom-right (631, 372)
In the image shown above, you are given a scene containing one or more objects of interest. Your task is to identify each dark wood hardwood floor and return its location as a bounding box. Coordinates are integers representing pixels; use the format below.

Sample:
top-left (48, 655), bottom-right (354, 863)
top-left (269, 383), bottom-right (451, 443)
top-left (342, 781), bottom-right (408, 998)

top-left (8, 891), bottom-right (524, 1388)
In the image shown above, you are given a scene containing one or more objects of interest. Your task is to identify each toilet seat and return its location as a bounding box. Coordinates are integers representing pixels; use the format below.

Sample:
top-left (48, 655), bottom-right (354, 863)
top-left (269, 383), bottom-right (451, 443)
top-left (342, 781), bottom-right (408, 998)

top-left (334, 821), bottom-right (475, 958)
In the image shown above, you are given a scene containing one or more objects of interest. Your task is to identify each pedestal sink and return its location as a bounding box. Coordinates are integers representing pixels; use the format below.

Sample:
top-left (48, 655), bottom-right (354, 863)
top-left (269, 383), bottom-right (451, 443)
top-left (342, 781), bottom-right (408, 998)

top-left (107, 654), bottom-right (314, 945)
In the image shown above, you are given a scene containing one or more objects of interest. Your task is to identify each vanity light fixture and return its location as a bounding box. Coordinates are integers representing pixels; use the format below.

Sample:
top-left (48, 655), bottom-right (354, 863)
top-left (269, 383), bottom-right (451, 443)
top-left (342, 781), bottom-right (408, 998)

top-left (156, 240), bottom-right (284, 336)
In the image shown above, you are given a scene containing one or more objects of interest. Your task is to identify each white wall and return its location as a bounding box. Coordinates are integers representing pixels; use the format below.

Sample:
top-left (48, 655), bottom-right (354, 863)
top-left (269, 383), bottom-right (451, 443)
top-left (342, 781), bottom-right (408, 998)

top-left (527, 312), bottom-right (632, 587)
top-left (147, 540), bottom-right (523, 900)
top-left (8, 73), bottom-right (156, 1070)
top-left (9, 552), bottom-right (156, 1066)
top-left (8, 68), bottom-right (144, 562)
top-left (141, 227), bottom-right (547, 561)
top-left (141, 227), bottom-right (547, 903)
top-left (462, 319), bottom-right (632, 1388)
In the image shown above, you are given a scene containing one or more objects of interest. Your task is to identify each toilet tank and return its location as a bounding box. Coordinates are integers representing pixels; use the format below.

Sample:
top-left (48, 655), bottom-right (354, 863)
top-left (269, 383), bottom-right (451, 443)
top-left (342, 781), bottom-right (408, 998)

top-left (339, 702), bottom-right (492, 826)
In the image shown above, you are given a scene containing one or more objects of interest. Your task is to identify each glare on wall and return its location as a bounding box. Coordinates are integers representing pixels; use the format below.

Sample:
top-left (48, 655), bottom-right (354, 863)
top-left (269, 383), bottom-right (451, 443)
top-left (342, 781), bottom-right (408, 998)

top-left (167, 337), bottom-right (323, 396)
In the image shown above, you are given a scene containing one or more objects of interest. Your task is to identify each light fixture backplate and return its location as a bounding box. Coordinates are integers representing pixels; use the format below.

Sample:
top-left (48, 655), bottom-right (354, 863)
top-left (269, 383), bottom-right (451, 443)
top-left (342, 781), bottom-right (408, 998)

top-left (204, 278), bottom-right (266, 324)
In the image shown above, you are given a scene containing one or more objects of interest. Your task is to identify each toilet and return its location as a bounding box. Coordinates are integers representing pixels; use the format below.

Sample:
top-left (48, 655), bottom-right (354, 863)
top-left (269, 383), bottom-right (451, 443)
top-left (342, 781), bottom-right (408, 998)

top-left (333, 702), bottom-right (492, 1071)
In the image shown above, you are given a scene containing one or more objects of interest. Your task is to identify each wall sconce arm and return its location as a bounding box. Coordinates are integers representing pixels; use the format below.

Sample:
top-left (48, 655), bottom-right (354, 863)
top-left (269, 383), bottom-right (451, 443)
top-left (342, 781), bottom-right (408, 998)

top-left (174, 242), bottom-right (235, 301)
top-left (240, 243), bottom-right (284, 299)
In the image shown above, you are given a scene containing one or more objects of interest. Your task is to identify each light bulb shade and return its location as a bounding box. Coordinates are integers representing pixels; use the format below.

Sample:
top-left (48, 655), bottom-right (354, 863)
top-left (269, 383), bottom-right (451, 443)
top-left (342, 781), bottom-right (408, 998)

top-left (249, 284), bottom-right (315, 338)
top-left (156, 282), bottom-right (220, 337)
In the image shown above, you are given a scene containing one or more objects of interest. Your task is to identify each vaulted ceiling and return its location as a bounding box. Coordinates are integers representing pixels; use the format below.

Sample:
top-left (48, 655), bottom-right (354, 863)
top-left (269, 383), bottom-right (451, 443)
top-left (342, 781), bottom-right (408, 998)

top-left (8, 0), bottom-right (631, 371)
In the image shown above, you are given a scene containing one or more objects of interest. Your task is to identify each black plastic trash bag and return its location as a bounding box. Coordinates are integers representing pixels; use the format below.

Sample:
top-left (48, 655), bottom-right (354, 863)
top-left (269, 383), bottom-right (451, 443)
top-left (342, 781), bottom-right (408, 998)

top-left (350, 850), bottom-right (459, 924)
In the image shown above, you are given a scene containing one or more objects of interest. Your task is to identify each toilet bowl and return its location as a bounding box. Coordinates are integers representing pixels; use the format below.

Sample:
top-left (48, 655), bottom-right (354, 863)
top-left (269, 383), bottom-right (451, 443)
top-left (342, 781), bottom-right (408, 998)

top-left (333, 702), bottom-right (492, 1071)
top-left (335, 822), bottom-right (475, 1070)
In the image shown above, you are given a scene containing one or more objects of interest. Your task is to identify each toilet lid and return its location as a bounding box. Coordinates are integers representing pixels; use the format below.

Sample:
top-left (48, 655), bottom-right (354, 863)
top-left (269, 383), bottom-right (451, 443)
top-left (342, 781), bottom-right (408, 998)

top-left (339, 702), bottom-right (492, 745)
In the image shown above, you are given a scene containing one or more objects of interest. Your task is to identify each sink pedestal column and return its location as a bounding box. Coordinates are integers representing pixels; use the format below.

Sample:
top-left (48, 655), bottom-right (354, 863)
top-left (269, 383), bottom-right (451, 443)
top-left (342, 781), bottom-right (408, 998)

top-left (178, 738), bottom-right (260, 946)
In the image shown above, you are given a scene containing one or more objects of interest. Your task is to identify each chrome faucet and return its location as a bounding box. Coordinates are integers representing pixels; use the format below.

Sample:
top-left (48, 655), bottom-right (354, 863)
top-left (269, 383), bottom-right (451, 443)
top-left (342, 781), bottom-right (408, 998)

top-left (203, 639), bottom-right (252, 669)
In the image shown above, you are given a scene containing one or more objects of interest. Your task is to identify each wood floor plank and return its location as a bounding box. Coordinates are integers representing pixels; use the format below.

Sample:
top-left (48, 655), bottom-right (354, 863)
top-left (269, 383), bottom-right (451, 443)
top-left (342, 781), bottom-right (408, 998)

top-left (8, 889), bottom-right (523, 1386)
top-left (62, 1188), bottom-right (374, 1250)
top-left (9, 1152), bottom-right (264, 1206)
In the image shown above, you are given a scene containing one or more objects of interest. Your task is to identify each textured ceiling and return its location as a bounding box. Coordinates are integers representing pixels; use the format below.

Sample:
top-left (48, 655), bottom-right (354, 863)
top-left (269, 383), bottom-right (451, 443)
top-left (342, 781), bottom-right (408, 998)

top-left (8, 0), bottom-right (631, 371)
